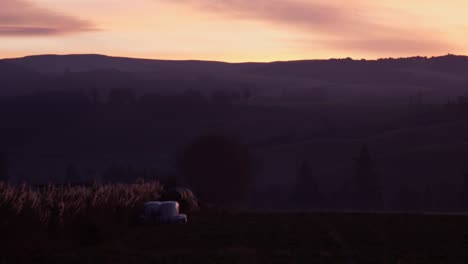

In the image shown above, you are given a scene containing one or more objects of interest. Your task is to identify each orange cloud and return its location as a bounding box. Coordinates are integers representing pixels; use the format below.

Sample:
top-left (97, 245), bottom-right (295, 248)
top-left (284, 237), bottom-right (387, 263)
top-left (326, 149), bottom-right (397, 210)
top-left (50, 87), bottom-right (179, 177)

top-left (0, 0), bottom-right (95, 36)
top-left (320, 36), bottom-right (451, 56)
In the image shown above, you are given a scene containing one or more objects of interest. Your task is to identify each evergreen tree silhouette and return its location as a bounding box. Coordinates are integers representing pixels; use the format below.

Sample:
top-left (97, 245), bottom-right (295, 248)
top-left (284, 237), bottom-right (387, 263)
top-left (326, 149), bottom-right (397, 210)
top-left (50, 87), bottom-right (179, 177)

top-left (89, 87), bottom-right (101, 104)
top-left (460, 173), bottom-right (468, 210)
top-left (292, 160), bottom-right (321, 208)
top-left (352, 145), bottom-right (382, 210)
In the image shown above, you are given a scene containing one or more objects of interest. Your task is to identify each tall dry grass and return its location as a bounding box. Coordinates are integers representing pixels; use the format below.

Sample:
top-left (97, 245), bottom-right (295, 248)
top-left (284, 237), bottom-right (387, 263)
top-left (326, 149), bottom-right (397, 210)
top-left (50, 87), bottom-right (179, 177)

top-left (0, 181), bottom-right (162, 230)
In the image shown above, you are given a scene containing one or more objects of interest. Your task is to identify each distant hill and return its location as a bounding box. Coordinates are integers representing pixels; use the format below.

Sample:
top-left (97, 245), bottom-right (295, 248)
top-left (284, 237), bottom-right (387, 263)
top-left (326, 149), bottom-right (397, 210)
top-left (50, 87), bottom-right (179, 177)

top-left (2, 54), bottom-right (468, 103)
top-left (3, 54), bottom-right (236, 74)
top-left (5, 54), bottom-right (468, 78)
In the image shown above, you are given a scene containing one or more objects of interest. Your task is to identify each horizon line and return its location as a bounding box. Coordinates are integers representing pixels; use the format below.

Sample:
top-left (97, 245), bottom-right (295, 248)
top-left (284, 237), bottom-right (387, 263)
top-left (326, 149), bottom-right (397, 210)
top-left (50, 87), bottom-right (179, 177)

top-left (1, 53), bottom-right (467, 64)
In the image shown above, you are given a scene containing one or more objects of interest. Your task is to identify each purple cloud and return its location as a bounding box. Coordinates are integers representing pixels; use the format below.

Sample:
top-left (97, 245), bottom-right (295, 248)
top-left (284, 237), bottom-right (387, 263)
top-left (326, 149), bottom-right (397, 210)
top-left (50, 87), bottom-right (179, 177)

top-left (172, 0), bottom-right (373, 35)
top-left (167, 0), bottom-right (454, 54)
top-left (0, 0), bottom-right (95, 36)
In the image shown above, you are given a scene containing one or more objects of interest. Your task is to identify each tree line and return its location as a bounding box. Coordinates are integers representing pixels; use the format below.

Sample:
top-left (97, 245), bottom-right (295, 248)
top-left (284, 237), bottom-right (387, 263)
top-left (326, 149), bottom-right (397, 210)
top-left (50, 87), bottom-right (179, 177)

top-left (2, 134), bottom-right (468, 212)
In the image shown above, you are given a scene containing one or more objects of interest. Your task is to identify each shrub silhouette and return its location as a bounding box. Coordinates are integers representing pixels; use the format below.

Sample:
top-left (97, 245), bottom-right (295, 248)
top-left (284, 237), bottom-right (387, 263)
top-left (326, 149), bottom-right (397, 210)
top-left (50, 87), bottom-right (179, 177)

top-left (161, 187), bottom-right (199, 213)
top-left (179, 134), bottom-right (253, 204)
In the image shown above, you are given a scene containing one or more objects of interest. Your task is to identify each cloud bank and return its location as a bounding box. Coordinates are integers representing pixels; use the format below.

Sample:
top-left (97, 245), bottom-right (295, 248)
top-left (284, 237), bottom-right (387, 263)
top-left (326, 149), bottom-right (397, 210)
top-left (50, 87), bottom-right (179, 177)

top-left (0, 0), bottom-right (95, 36)
top-left (166, 0), bottom-right (453, 54)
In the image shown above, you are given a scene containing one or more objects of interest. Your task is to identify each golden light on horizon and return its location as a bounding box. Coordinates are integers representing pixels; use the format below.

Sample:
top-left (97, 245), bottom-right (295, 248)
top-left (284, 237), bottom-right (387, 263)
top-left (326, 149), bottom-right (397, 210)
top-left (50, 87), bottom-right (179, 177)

top-left (1, 0), bottom-right (466, 62)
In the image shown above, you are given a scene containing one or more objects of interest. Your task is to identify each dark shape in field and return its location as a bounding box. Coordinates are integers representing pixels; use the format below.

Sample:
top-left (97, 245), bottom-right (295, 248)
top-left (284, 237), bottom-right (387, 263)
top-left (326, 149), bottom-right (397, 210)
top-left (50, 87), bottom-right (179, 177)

top-left (179, 134), bottom-right (253, 205)
top-left (142, 201), bottom-right (188, 224)
top-left (161, 187), bottom-right (200, 213)
top-left (351, 145), bottom-right (382, 210)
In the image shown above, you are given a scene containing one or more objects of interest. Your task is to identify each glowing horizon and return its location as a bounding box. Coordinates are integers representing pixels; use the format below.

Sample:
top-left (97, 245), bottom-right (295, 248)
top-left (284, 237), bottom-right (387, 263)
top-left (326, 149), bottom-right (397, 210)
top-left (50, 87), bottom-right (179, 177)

top-left (1, 0), bottom-right (467, 62)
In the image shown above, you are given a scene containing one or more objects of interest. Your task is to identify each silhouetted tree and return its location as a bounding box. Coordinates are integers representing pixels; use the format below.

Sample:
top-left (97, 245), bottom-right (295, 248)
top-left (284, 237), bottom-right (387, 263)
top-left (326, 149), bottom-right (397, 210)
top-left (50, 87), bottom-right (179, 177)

top-left (0, 153), bottom-right (8, 182)
top-left (460, 173), bottom-right (468, 210)
top-left (292, 160), bottom-right (321, 208)
top-left (352, 145), bottom-right (382, 210)
top-left (183, 89), bottom-right (203, 99)
top-left (182, 89), bottom-right (205, 104)
top-left (178, 134), bottom-right (254, 204)
top-left (458, 95), bottom-right (468, 105)
top-left (89, 87), bottom-right (102, 104)
top-left (161, 187), bottom-right (199, 213)
top-left (242, 88), bottom-right (252, 101)
top-left (63, 67), bottom-right (71, 76)
top-left (229, 90), bottom-right (242, 102)
top-left (107, 88), bottom-right (136, 105)
top-left (210, 89), bottom-right (232, 104)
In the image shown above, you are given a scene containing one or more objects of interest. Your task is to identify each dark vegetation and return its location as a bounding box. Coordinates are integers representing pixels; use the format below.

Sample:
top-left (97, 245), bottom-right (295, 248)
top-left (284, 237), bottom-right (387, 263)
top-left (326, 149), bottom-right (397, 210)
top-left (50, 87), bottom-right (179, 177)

top-left (160, 187), bottom-right (200, 213)
top-left (2, 54), bottom-right (468, 211)
top-left (0, 181), bottom-right (162, 229)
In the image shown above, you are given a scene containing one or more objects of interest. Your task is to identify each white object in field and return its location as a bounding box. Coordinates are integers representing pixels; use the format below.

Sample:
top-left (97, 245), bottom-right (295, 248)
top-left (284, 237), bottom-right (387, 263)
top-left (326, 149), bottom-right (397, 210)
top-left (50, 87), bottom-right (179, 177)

top-left (142, 201), bottom-right (187, 224)
top-left (143, 201), bottom-right (162, 222)
top-left (160, 201), bottom-right (179, 216)
top-left (159, 201), bottom-right (180, 223)
top-left (172, 214), bottom-right (188, 224)
top-left (144, 201), bottom-right (162, 214)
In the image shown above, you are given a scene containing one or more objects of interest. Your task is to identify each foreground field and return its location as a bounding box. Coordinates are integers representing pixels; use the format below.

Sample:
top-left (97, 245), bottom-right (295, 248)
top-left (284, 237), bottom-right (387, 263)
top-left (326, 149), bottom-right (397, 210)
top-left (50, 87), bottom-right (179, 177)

top-left (2, 210), bottom-right (468, 263)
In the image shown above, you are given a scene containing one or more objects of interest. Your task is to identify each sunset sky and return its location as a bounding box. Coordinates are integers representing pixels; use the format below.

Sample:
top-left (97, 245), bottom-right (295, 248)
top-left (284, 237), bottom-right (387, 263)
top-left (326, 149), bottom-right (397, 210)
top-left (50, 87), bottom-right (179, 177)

top-left (1, 0), bottom-right (466, 62)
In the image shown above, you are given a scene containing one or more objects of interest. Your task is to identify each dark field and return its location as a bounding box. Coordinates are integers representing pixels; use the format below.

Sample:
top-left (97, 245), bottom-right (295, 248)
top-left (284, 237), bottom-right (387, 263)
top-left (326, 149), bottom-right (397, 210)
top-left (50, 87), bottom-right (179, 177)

top-left (3, 210), bottom-right (468, 263)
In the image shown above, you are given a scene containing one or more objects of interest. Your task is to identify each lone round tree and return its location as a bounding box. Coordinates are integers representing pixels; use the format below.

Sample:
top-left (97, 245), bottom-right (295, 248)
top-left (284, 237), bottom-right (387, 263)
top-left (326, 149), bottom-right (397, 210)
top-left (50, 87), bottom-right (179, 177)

top-left (179, 134), bottom-right (253, 204)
